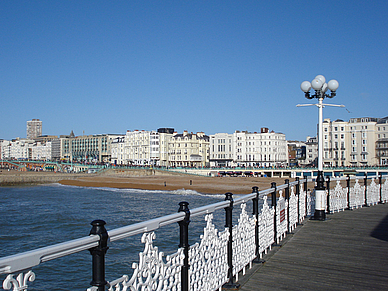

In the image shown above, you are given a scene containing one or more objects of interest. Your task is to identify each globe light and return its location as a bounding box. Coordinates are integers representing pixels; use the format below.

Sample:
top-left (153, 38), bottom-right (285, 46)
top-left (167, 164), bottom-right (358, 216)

top-left (327, 79), bottom-right (339, 92)
top-left (321, 83), bottom-right (328, 93)
top-left (300, 81), bottom-right (311, 93)
top-left (311, 78), bottom-right (323, 90)
top-left (315, 75), bottom-right (326, 84)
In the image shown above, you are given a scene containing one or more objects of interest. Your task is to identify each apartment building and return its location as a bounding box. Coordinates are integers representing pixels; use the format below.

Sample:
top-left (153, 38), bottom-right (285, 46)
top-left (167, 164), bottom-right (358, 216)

top-left (169, 131), bottom-right (209, 167)
top-left (376, 117), bottom-right (388, 165)
top-left (209, 133), bottom-right (234, 167)
top-left (61, 134), bottom-right (120, 163)
top-left (210, 128), bottom-right (287, 168)
top-left (26, 119), bottom-right (42, 140)
top-left (322, 117), bottom-right (388, 167)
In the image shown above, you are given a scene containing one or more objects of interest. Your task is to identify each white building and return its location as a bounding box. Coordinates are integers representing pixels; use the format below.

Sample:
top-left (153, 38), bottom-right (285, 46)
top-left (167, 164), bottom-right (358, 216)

top-left (376, 117), bottom-right (388, 165)
top-left (27, 119), bottom-right (42, 140)
top-left (209, 133), bottom-right (234, 167)
top-left (209, 128), bottom-right (287, 168)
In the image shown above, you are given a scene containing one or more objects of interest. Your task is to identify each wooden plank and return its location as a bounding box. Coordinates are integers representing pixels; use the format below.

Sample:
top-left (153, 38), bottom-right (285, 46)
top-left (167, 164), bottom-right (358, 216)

top-left (239, 203), bottom-right (388, 291)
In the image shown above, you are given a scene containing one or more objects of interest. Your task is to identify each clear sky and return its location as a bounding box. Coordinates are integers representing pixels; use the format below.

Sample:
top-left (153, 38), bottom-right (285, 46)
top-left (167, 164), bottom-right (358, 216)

top-left (1, 0), bottom-right (387, 141)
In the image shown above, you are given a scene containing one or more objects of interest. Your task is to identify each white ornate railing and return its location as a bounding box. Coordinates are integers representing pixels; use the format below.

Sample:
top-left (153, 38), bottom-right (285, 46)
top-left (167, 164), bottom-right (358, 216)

top-left (1, 175), bottom-right (387, 291)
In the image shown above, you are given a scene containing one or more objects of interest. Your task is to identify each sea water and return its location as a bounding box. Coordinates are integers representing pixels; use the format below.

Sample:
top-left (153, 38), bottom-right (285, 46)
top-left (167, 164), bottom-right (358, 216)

top-left (0, 184), bottom-right (232, 290)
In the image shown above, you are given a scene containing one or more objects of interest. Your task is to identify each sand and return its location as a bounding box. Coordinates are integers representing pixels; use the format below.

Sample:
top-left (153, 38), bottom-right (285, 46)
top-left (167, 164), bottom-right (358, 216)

top-left (58, 175), bottom-right (312, 195)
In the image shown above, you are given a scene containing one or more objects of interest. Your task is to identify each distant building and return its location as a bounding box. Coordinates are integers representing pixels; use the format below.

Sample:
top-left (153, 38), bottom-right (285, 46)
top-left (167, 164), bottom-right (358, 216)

top-left (210, 128), bottom-right (287, 168)
top-left (27, 119), bottom-right (42, 140)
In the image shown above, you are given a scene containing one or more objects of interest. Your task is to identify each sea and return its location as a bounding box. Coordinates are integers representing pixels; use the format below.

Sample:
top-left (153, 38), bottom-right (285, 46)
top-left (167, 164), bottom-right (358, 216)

top-left (0, 183), bottom-right (245, 290)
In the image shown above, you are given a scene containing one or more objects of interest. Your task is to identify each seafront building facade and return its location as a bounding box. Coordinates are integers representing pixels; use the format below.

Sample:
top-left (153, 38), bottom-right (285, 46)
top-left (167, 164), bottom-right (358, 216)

top-left (210, 128), bottom-right (288, 168)
top-left (2, 116), bottom-right (388, 167)
top-left (61, 134), bottom-right (120, 163)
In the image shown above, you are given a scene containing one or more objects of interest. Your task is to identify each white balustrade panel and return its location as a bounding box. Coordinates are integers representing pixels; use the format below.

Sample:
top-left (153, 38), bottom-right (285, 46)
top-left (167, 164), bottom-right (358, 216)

top-left (188, 214), bottom-right (229, 291)
top-left (92, 232), bottom-right (184, 291)
top-left (350, 179), bottom-right (365, 209)
top-left (367, 178), bottom-right (379, 206)
top-left (288, 186), bottom-right (298, 232)
top-left (232, 203), bottom-right (256, 282)
top-left (298, 183), bottom-right (306, 222)
top-left (258, 196), bottom-right (274, 258)
top-left (382, 178), bottom-right (388, 203)
top-left (330, 180), bottom-right (347, 213)
top-left (276, 191), bottom-right (288, 244)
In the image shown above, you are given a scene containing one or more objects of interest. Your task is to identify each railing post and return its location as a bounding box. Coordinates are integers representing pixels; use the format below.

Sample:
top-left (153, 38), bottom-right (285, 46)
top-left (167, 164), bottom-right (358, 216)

top-left (296, 177), bottom-right (300, 223)
top-left (271, 182), bottom-right (277, 245)
top-left (178, 201), bottom-right (190, 291)
top-left (223, 192), bottom-right (240, 289)
top-left (252, 186), bottom-right (263, 263)
top-left (89, 220), bottom-right (109, 291)
top-left (364, 174), bottom-right (368, 206)
top-left (346, 175), bottom-right (351, 210)
top-left (326, 176), bottom-right (331, 214)
top-left (285, 179), bottom-right (290, 232)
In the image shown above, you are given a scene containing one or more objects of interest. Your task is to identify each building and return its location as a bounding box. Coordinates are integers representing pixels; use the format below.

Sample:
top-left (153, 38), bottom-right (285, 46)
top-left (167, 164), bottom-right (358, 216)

top-left (61, 134), bottom-right (121, 163)
top-left (376, 117), bottom-right (388, 165)
top-left (169, 131), bottom-right (209, 167)
top-left (210, 128), bottom-right (288, 168)
top-left (27, 119), bottom-right (42, 140)
top-left (233, 128), bottom-right (287, 168)
top-left (209, 133), bottom-right (234, 167)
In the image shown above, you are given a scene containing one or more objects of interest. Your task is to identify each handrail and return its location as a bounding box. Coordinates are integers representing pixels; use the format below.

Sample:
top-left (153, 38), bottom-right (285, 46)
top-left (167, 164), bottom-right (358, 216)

top-left (0, 235), bottom-right (100, 274)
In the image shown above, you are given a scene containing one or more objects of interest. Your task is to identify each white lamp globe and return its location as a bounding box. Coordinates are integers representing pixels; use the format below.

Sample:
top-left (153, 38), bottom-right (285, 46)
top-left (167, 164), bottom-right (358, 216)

top-left (311, 78), bottom-right (323, 90)
top-left (300, 81), bottom-right (311, 93)
top-left (327, 79), bottom-right (339, 91)
top-left (322, 83), bottom-right (328, 93)
top-left (315, 75), bottom-right (326, 84)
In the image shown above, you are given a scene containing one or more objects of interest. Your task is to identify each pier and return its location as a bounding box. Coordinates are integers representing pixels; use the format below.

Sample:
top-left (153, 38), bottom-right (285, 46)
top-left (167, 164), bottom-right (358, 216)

top-left (0, 174), bottom-right (387, 290)
top-left (239, 203), bottom-right (388, 290)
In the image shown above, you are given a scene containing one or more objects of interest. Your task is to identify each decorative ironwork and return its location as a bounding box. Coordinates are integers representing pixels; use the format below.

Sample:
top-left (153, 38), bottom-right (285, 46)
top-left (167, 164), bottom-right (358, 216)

top-left (188, 214), bottom-right (229, 291)
top-left (232, 203), bottom-right (256, 281)
top-left (298, 183), bottom-right (306, 222)
top-left (288, 186), bottom-right (298, 232)
top-left (382, 178), bottom-right (388, 203)
top-left (330, 180), bottom-right (347, 212)
top-left (367, 178), bottom-right (379, 205)
top-left (94, 232), bottom-right (184, 291)
top-left (258, 196), bottom-right (274, 258)
top-left (3, 271), bottom-right (35, 291)
top-left (275, 190), bottom-right (288, 244)
top-left (350, 179), bottom-right (364, 209)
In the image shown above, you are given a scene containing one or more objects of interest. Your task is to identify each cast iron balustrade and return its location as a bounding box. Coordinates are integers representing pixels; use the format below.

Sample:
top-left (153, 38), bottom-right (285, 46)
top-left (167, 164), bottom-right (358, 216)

top-left (0, 175), bottom-right (387, 291)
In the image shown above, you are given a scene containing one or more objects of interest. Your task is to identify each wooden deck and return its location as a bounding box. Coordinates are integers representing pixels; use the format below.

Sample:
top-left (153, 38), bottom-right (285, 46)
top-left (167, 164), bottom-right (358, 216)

top-left (237, 203), bottom-right (388, 291)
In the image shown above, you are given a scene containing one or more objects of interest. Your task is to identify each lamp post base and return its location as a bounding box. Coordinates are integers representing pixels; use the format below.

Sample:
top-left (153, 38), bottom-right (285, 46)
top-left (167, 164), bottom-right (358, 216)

top-left (310, 209), bottom-right (326, 221)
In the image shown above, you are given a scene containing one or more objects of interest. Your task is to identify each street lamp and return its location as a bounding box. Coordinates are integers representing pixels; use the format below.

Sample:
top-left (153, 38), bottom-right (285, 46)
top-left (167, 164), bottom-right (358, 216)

top-left (298, 75), bottom-right (344, 221)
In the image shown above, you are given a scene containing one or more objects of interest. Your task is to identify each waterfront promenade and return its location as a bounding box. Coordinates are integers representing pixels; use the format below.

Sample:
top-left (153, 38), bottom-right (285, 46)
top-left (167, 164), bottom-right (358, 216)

top-left (239, 203), bottom-right (388, 291)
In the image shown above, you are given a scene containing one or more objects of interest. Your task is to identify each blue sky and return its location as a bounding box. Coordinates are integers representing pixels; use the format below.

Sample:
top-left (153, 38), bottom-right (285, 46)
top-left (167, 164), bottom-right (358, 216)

top-left (1, 0), bottom-right (387, 141)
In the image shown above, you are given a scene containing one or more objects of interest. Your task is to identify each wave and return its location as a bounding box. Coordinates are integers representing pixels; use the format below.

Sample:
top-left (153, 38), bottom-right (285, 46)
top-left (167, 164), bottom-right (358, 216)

top-left (54, 183), bottom-right (224, 198)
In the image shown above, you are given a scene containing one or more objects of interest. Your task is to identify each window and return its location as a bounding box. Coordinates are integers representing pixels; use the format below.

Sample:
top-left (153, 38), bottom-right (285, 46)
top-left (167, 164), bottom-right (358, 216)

top-left (334, 127), bottom-right (338, 131)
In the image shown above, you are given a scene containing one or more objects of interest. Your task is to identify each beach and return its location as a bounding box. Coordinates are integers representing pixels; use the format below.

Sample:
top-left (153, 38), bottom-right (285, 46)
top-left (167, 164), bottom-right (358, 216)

top-left (1, 169), bottom-right (315, 194)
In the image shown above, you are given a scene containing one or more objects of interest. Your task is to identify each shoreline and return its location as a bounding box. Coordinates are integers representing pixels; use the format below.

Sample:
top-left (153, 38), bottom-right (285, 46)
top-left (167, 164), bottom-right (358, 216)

top-left (1, 170), bottom-right (315, 194)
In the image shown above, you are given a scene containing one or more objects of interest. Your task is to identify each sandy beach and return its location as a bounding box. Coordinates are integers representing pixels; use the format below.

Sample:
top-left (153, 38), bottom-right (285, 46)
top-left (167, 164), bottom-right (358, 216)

top-left (1, 169), bottom-right (315, 194)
